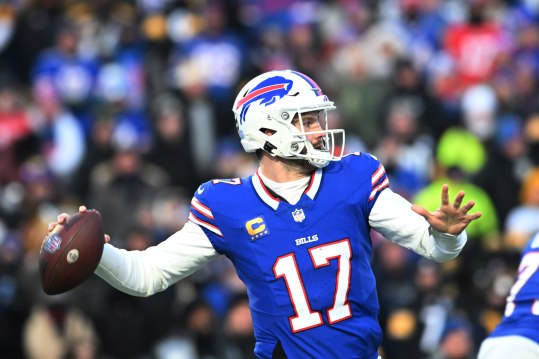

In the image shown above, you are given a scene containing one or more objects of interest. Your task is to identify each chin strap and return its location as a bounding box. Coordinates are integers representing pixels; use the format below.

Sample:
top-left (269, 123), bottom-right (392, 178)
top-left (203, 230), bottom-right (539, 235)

top-left (307, 158), bottom-right (330, 168)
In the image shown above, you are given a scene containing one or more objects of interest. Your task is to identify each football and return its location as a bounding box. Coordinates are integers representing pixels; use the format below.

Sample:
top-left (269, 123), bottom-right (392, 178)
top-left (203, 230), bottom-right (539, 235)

top-left (39, 209), bottom-right (105, 295)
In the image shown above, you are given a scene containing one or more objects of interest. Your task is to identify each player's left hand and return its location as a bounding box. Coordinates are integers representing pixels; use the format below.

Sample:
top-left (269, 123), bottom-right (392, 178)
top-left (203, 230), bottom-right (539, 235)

top-left (411, 184), bottom-right (482, 235)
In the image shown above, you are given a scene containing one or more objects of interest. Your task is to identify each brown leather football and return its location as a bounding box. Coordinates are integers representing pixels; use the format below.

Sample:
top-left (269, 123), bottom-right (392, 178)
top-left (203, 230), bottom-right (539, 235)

top-left (39, 209), bottom-right (105, 295)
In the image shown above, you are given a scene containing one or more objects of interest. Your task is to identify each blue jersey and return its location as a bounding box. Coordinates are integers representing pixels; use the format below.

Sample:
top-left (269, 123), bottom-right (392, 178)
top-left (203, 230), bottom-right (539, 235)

top-left (489, 232), bottom-right (539, 343)
top-left (189, 153), bottom-right (389, 359)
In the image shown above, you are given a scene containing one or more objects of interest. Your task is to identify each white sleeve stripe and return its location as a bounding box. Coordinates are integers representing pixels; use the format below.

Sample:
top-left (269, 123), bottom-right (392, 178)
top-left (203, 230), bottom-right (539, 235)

top-left (189, 212), bottom-right (223, 237)
top-left (191, 197), bottom-right (214, 219)
top-left (369, 178), bottom-right (389, 201)
top-left (371, 164), bottom-right (385, 185)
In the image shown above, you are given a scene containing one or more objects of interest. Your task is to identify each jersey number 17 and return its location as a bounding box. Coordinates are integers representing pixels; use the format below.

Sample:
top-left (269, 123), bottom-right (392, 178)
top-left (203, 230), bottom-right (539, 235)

top-left (273, 239), bottom-right (352, 333)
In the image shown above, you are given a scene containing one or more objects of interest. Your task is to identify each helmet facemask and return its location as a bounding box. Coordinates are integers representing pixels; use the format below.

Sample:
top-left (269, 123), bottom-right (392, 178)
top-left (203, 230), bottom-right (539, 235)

top-left (284, 110), bottom-right (345, 168)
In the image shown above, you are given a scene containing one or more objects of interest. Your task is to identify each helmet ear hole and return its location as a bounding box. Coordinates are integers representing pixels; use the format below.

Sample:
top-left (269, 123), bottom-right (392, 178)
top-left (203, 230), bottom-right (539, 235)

top-left (260, 128), bottom-right (276, 136)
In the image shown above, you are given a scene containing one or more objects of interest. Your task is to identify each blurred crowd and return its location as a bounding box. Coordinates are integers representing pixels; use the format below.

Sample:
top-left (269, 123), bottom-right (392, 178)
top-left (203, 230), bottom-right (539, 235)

top-left (1, 0), bottom-right (539, 358)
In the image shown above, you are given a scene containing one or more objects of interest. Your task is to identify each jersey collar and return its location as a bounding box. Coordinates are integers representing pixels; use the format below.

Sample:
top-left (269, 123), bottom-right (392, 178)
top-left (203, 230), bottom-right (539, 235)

top-left (305, 168), bottom-right (323, 200)
top-left (252, 169), bottom-right (323, 210)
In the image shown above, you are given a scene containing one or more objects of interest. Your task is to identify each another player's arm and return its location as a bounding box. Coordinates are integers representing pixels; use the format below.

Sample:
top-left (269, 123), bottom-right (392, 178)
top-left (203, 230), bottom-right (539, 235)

top-left (370, 186), bottom-right (480, 262)
top-left (49, 206), bottom-right (220, 297)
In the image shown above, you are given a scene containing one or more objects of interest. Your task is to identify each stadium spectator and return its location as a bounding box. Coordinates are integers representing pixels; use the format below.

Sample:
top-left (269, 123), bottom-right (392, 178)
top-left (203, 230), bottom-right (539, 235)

top-left (2, 1), bottom-right (539, 357)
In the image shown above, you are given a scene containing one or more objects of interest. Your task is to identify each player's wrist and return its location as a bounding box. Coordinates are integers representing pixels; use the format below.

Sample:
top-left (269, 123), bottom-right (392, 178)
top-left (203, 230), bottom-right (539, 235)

top-left (431, 227), bottom-right (467, 249)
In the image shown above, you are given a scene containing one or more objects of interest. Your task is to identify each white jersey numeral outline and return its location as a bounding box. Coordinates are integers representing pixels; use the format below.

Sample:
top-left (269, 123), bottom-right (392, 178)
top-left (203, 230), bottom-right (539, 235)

top-left (211, 178), bottom-right (241, 185)
top-left (273, 253), bottom-right (323, 332)
top-left (273, 239), bottom-right (352, 332)
top-left (505, 252), bottom-right (539, 317)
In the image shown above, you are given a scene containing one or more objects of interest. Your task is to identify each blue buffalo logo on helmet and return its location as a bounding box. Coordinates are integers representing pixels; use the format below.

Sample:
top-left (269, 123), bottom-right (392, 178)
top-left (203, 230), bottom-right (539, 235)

top-left (236, 76), bottom-right (293, 124)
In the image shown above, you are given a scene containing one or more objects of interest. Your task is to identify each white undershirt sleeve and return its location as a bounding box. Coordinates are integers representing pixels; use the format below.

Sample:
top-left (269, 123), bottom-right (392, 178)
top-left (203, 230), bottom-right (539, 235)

top-left (369, 188), bottom-right (467, 262)
top-left (94, 221), bottom-right (220, 297)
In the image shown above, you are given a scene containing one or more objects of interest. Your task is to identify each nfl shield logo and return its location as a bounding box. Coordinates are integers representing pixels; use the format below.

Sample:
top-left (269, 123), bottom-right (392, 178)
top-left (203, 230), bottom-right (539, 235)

top-left (42, 233), bottom-right (63, 254)
top-left (291, 208), bottom-right (305, 223)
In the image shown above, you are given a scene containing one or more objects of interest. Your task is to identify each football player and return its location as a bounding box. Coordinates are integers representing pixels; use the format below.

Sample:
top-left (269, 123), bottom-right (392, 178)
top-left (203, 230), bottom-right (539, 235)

top-left (51, 70), bottom-right (481, 358)
top-left (477, 232), bottom-right (539, 359)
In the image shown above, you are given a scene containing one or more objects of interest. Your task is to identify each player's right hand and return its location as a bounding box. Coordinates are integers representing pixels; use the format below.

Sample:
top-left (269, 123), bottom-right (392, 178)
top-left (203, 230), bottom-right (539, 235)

top-left (48, 206), bottom-right (111, 243)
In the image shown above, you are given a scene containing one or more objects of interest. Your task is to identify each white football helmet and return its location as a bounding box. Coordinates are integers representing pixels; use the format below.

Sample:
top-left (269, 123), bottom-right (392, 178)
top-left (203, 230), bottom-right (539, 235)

top-left (232, 69), bottom-right (345, 168)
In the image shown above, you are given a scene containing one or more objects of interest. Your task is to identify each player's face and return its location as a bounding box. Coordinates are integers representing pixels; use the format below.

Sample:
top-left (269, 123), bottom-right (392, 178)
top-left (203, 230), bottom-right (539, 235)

top-left (293, 111), bottom-right (325, 150)
top-left (262, 111), bottom-right (325, 175)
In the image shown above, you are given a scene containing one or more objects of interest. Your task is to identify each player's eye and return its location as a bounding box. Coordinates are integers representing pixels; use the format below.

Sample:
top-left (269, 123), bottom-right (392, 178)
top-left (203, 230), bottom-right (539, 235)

top-left (304, 119), bottom-right (319, 128)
